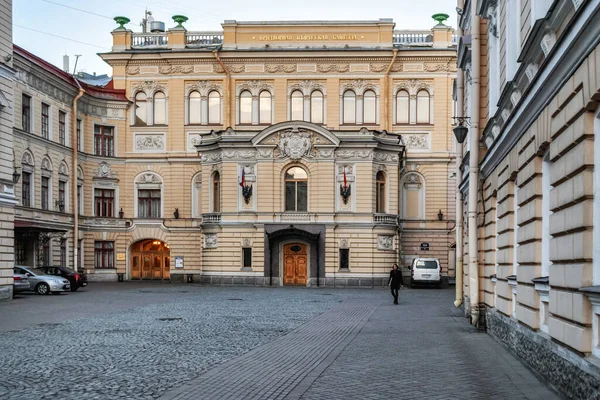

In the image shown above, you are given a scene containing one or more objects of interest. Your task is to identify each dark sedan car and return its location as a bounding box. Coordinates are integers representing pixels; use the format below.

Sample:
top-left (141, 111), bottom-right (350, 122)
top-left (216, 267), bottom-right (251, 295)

top-left (39, 266), bottom-right (88, 292)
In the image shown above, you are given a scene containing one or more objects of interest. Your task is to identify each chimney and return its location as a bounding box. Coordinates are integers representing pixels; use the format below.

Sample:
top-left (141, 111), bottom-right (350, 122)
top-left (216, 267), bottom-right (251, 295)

top-left (63, 55), bottom-right (69, 73)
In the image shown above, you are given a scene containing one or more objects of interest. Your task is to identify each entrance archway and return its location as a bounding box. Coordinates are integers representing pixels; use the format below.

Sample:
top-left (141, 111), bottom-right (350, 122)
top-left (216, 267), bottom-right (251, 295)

top-left (130, 239), bottom-right (171, 280)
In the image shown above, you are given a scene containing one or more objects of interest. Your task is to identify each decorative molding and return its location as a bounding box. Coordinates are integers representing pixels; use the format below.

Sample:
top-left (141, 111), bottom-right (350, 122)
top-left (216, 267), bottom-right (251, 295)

top-left (204, 233), bottom-right (217, 249)
top-left (201, 152), bottom-right (222, 163)
top-left (377, 235), bottom-right (394, 250)
top-left (373, 152), bottom-right (399, 162)
top-left (186, 80), bottom-right (223, 97)
top-left (317, 64), bottom-right (350, 73)
top-left (126, 66), bottom-right (140, 75)
top-left (340, 239), bottom-right (349, 249)
top-left (287, 80), bottom-right (325, 95)
top-left (135, 134), bottom-right (165, 152)
top-left (188, 133), bottom-right (203, 151)
top-left (403, 173), bottom-right (423, 188)
top-left (335, 150), bottom-right (373, 159)
top-left (236, 80), bottom-right (274, 96)
top-left (131, 80), bottom-right (166, 96)
top-left (257, 148), bottom-right (274, 159)
top-left (22, 151), bottom-right (34, 166)
top-left (394, 79), bottom-right (433, 95)
top-left (540, 31), bottom-right (556, 57)
top-left (525, 63), bottom-right (539, 83)
top-left (223, 150), bottom-right (257, 160)
top-left (41, 157), bottom-right (52, 171)
top-left (94, 162), bottom-right (118, 179)
top-left (278, 129), bottom-right (313, 160)
top-left (341, 79), bottom-right (379, 95)
top-left (265, 64), bottom-right (297, 73)
top-left (404, 134), bottom-right (430, 150)
top-left (158, 65), bottom-right (193, 74)
top-left (135, 172), bottom-right (162, 184)
top-left (318, 149), bottom-right (334, 159)
top-left (58, 161), bottom-right (69, 177)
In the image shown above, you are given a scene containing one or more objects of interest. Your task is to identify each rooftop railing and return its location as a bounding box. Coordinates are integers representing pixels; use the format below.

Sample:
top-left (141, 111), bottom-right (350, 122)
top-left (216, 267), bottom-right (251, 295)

top-left (186, 32), bottom-right (223, 47)
top-left (131, 33), bottom-right (168, 48)
top-left (393, 30), bottom-right (433, 45)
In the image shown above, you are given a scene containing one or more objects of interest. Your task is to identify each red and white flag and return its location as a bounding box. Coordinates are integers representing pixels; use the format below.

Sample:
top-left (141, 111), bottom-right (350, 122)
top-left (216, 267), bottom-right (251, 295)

top-left (239, 168), bottom-right (245, 187)
top-left (343, 167), bottom-right (347, 188)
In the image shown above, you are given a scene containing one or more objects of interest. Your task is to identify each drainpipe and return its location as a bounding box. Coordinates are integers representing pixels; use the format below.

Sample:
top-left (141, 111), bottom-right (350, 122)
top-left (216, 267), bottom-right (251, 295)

top-left (213, 49), bottom-right (232, 127)
top-left (454, 0), bottom-right (465, 308)
top-left (468, 4), bottom-right (481, 326)
top-left (72, 81), bottom-right (85, 272)
top-left (384, 49), bottom-right (399, 131)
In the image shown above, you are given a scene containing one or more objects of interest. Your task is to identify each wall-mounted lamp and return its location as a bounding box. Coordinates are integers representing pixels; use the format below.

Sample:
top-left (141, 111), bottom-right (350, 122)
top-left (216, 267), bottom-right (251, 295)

top-left (12, 167), bottom-right (21, 184)
top-left (118, 207), bottom-right (124, 219)
top-left (452, 117), bottom-right (471, 144)
top-left (438, 209), bottom-right (444, 221)
top-left (174, 208), bottom-right (180, 219)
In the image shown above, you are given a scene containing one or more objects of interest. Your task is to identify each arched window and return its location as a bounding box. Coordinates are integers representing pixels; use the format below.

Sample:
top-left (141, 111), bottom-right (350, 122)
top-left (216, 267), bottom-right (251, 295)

top-left (192, 173), bottom-right (202, 218)
top-left (153, 91), bottom-right (166, 125)
top-left (259, 91), bottom-right (272, 124)
top-left (134, 92), bottom-right (147, 125)
top-left (416, 90), bottom-right (430, 124)
top-left (208, 91), bottom-right (221, 124)
top-left (342, 90), bottom-right (356, 124)
top-left (239, 90), bottom-right (252, 124)
top-left (189, 91), bottom-right (201, 124)
top-left (396, 90), bottom-right (410, 124)
top-left (376, 171), bottom-right (386, 213)
top-left (310, 90), bottom-right (324, 124)
top-left (363, 90), bottom-right (377, 124)
top-left (212, 171), bottom-right (221, 213)
top-left (285, 167), bottom-right (308, 212)
top-left (291, 90), bottom-right (304, 120)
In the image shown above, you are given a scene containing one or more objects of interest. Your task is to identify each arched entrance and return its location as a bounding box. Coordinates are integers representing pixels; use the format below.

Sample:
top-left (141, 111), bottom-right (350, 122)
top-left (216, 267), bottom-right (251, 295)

top-left (130, 239), bottom-right (171, 280)
top-left (283, 243), bottom-right (308, 286)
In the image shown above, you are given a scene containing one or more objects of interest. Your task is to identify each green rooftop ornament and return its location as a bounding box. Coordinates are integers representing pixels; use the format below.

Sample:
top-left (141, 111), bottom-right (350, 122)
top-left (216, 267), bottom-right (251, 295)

top-left (113, 16), bottom-right (130, 29)
top-left (172, 15), bottom-right (189, 28)
top-left (432, 13), bottom-right (450, 25)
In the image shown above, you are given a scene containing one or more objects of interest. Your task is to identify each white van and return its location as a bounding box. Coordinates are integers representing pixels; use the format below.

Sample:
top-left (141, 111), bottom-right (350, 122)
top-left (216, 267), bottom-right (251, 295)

top-left (410, 258), bottom-right (442, 288)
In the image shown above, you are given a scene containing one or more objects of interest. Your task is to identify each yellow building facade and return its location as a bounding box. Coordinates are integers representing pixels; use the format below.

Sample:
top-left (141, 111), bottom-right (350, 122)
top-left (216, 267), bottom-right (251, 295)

top-left (12, 17), bottom-right (457, 286)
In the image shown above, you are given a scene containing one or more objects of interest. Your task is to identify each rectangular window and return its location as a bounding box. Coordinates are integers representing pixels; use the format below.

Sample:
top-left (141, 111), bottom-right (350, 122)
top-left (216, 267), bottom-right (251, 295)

top-left (58, 181), bottom-right (66, 212)
top-left (77, 184), bottom-right (83, 215)
top-left (15, 240), bottom-right (26, 265)
top-left (60, 239), bottom-right (67, 267)
top-left (41, 176), bottom-right (49, 210)
top-left (59, 111), bottom-right (66, 145)
top-left (339, 248), bottom-right (349, 270)
top-left (138, 189), bottom-right (161, 218)
top-left (94, 241), bottom-right (114, 269)
top-left (42, 240), bottom-right (50, 267)
top-left (41, 103), bottom-right (49, 139)
top-left (242, 247), bottom-right (252, 269)
top-left (77, 119), bottom-right (82, 151)
top-left (94, 189), bottom-right (114, 217)
top-left (94, 125), bottom-right (114, 157)
top-left (22, 172), bottom-right (31, 207)
top-left (22, 94), bottom-right (31, 132)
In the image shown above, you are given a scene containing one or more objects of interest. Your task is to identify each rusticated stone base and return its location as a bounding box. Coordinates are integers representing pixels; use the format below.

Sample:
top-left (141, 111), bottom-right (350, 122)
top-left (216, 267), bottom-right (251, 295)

top-left (486, 307), bottom-right (600, 399)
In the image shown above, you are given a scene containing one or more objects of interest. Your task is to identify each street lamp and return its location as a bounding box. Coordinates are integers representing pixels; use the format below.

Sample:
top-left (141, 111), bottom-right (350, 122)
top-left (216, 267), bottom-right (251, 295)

top-left (452, 117), bottom-right (470, 144)
top-left (12, 167), bottom-right (21, 184)
top-left (438, 209), bottom-right (444, 221)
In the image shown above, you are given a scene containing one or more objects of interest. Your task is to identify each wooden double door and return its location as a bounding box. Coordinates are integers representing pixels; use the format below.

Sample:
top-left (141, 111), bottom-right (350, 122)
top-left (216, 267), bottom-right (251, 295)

top-left (130, 240), bottom-right (171, 280)
top-left (283, 243), bottom-right (307, 286)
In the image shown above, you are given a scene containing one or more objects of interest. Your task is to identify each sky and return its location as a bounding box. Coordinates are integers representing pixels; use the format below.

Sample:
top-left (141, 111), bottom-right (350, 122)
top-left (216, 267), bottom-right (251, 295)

top-left (13, 0), bottom-right (457, 77)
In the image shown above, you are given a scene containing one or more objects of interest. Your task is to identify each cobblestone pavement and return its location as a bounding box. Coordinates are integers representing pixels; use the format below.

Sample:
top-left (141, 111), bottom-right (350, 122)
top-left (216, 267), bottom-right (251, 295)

top-left (0, 284), bottom-right (560, 400)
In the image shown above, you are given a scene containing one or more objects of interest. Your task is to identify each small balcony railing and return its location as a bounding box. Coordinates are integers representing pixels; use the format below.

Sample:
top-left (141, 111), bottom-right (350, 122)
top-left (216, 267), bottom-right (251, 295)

top-left (393, 30), bottom-right (433, 45)
top-left (373, 214), bottom-right (398, 225)
top-left (132, 33), bottom-right (168, 48)
top-left (276, 213), bottom-right (315, 223)
top-left (186, 32), bottom-right (223, 47)
top-left (202, 213), bottom-right (222, 224)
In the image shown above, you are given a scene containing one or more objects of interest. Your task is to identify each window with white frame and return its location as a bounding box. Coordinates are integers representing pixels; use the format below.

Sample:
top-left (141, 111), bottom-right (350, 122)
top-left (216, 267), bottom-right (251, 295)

top-left (376, 171), bottom-right (386, 213)
top-left (285, 167), bottom-right (308, 212)
top-left (416, 90), bottom-right (431, 124)
top-left (396, 90), bottom-right (410, 124)
top-left (208, 91), bottom-right (221, 124)
top-left (342, 90), bottom-right (356, 124)
top-left (363, 90), bottom-right (377, 124)
top-left (22, 94), bottom-right (31, 132)
top-left (259, 91), bottom-right (272, 124)
top-left (41, 103), bottom-right (50, 139)
top-left (192, 173), bottom-right (202, 218)
top-left (310, 90), bottom-right (324, 124)
top-left (59, 110), bottom-right (66, 145)
top-left (239, 91), bottom-right (252, 124)
top-left (134, 92), bottom-right (147, 125)
top-left (291, 90), bottom-right (304, 120)
top-left (135, 172), bottom-right (163, 218)
top-left (189, 91), bottom-right (201, 124)
top-left (153, 91), bottom-right (166, 125)
top-left (211, 171), bottom-right (221, 213)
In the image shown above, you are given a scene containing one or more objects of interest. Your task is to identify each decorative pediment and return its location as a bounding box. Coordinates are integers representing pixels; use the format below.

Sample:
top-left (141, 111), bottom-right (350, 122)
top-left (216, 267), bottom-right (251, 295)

top-left (394, 79), bottom-right (433, 95)
top-left (22, 151), bottom-right (34, 166)
top-left (135, 172), bottom-right (162, 184)
top-left (287, 80), bottom-right (326, 95)
top-left (341, 79), bottom-right (379, 95)
top-left (59, 161), bottom-right (69, 177)
top-left (186, 80), bottom-right (223, 97)
top-left (131, 81), bottom-right (166, 96)
top-left (94, 162), bottom-right (118, 179)
top-left (41, 157), bottom-right (52, 171)
top-left (252, 121), bottom-right (340, 148)
top-left (236, 80), bottom-right (273, 96)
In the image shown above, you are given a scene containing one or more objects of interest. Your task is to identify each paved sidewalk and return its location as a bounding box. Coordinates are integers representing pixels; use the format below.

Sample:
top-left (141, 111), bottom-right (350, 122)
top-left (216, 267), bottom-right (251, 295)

top-left (161, 288), bottom-right (560, 400)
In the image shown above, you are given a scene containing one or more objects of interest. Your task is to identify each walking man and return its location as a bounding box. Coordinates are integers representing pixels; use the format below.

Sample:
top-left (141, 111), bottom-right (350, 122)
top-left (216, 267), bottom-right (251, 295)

top-left (388, 263), bottom-right (404, 305)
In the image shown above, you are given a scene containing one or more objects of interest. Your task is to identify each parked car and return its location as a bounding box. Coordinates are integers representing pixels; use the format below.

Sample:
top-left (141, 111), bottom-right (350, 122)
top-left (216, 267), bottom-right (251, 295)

top-left (14, 266), bottom-right (70, 295)
top-left (39, 266), bottom-right (87, 292)
top-left (12, 269), bottom-right (31, 294)
top-left (410, 258), bottom-right (442, 288)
